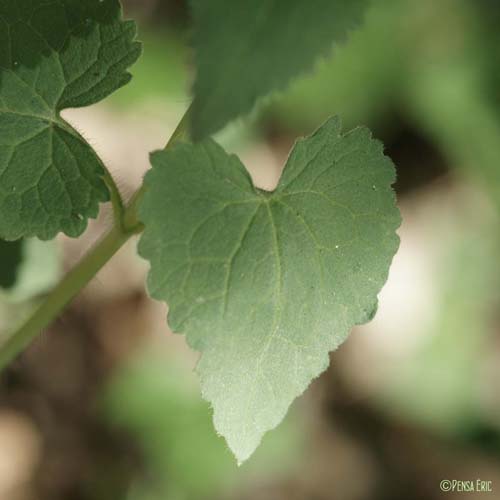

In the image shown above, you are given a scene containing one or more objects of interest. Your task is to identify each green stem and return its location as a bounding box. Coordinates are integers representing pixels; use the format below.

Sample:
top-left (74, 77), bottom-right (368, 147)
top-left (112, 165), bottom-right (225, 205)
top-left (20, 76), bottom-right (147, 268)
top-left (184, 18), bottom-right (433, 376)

top-left (123, 102), bottom-right (193, 232)
top-left (102, 168), bottom-right (126, 229)
top-left (66, 117), bottom-right (125, 228)
top-left (0, 226), bottom-right (131, 369)
top-left (0, 104), bottom-right (193, 370)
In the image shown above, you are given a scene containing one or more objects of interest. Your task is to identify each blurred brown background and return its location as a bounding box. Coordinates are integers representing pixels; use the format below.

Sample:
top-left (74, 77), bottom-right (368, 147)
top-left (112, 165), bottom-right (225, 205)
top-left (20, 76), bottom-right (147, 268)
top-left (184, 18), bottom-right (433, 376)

top-left (1, 0), bottom-right (500, 499)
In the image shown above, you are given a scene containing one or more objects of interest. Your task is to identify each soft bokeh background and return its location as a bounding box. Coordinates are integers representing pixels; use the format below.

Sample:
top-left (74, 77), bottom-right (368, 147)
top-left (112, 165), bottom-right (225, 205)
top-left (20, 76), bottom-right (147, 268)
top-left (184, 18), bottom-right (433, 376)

top-left (1, 0), bottom-right (500, 498)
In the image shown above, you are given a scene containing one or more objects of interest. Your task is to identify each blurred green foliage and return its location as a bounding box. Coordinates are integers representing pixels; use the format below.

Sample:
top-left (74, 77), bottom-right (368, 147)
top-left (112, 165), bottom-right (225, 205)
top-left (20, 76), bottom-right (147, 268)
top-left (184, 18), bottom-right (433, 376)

top-left (269, 0), bottom-right (500, 200)
top-left (107, 31), bottom-right (189, 109)
top-left (382, 198), bottom-right (500, 441)
top-left (0, 238), bottom-right (60, 304)
top-left (0, 239), bottom-right (60, 340)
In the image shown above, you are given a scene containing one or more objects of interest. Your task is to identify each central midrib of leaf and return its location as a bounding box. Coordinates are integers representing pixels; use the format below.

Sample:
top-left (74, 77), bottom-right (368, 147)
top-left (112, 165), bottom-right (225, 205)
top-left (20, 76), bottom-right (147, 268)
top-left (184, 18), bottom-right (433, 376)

top-left (238, 200), bottom-right (284, 448)
top-left (191, 184), bottom-right (374, 447)
top-left (193, 189), bottom-right (328, 442)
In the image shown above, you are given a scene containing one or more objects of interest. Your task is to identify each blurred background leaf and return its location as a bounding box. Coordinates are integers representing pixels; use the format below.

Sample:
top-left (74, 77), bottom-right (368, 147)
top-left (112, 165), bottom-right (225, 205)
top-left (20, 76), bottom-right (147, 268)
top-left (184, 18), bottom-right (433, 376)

top-left (0, 239), bottom-right (23, 290)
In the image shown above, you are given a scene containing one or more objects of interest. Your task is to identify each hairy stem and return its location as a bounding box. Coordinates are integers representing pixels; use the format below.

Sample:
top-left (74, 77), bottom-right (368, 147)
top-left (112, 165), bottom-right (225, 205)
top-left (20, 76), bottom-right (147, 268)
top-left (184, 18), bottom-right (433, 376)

top-left (102, 168), bottom-right (126, 229)
top-left (67, 118), bottom-right (126, 229)
top-left (0, 105), bottom-right (192, 370)
top-left (122, 104), bottom-right (193, 233)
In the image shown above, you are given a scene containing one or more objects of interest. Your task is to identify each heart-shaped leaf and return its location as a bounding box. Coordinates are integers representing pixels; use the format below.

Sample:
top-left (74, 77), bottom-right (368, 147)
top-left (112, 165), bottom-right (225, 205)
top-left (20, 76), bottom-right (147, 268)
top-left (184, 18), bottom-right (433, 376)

top-left (138, 117), bottom-right (401, 462)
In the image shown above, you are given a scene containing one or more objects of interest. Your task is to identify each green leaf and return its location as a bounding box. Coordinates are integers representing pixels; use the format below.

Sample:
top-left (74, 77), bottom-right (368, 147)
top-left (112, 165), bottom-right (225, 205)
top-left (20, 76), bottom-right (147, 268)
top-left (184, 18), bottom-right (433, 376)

top-left (138, 117), bottom-right (401, 463)
top-left (0, 238), bottom-right (23, 289)
top-left (190, 0), bottom-right (368, 139)
top-left (0, 0), bottom-right (141, 240)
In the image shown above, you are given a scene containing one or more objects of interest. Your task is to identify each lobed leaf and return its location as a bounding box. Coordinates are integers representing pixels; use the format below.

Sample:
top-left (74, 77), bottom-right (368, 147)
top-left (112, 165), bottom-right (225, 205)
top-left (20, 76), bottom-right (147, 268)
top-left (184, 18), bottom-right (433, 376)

top-left (138, 117), bottom-right (401, 462)
top-left (190, 0), bottom-right (368, 139)
top-left (0, 0), bottom-right (141, 240)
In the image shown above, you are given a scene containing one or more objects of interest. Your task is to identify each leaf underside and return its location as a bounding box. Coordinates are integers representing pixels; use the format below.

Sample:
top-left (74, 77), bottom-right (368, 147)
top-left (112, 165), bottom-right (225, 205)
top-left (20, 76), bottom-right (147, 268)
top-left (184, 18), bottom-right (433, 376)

top-left (190, 0), bottom-right (368, 139)
top-left (138, 117), bottom-right (401, 463)
top-left (0, 0), bottom-right (141, 240)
